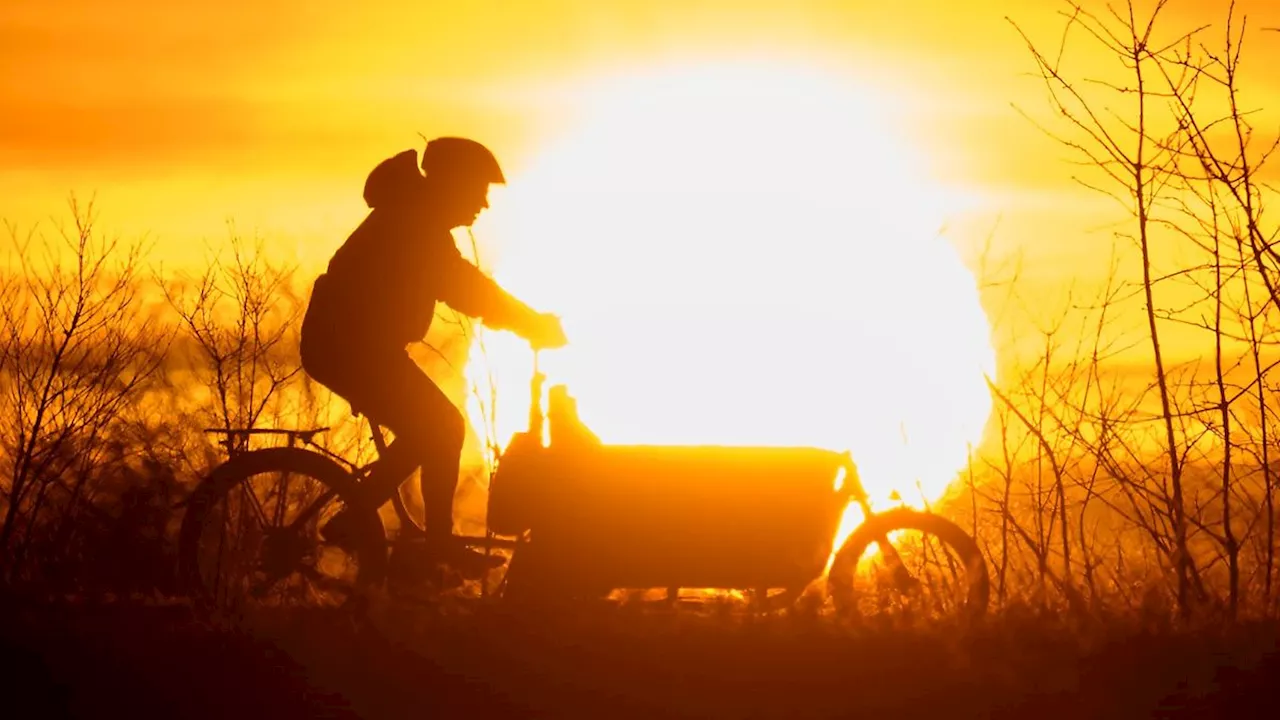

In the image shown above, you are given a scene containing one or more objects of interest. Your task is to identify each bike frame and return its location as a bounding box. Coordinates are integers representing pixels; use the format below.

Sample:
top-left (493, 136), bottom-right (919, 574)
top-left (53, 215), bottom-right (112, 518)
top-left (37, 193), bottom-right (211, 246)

top-left (198, 347), bottom-right (881, 558)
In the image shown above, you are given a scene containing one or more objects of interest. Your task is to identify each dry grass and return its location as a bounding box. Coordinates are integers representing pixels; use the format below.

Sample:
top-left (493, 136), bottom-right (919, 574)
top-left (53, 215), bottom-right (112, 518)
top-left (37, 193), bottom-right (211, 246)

top-left (3, 594), bottom-right (1277, 719)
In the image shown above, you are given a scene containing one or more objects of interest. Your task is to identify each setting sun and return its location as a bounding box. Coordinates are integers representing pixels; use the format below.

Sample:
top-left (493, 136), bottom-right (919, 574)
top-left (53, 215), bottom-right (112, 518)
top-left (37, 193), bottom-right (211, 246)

top-left (11, 1), bottom-right (1280, 713)
top-left (465, 60), bottom-right (995, 509)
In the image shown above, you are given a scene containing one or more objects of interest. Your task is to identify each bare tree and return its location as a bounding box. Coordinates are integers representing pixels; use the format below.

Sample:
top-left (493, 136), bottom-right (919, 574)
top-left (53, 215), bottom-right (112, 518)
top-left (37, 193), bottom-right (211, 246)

top-left (160, 228), bottom-right (305, 456)
top-left (1004, 0), bottom-right (1280, 619)
top-left (0, 198), bottom-right (170, 585)
top-left (1010, 0), bottom-right (1222, 618)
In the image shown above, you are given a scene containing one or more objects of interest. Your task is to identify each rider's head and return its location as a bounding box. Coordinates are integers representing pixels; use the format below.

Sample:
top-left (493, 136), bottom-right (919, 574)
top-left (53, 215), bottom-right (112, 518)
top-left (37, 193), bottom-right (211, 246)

top-left (419, 137), bottom-right (505, 229)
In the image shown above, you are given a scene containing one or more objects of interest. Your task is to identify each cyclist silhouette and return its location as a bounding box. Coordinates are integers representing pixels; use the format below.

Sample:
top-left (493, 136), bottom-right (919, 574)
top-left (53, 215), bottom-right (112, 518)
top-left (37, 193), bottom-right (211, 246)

top-left (299, 137), bottom-right (567, 576)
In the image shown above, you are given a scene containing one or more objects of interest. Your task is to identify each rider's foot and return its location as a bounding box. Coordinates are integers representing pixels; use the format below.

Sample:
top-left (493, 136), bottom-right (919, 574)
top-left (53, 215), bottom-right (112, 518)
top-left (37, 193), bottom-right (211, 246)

top-left (428, 539), bottom-right (506, 579)
top-left (386, 537), bottom-right (504, 597)
top-left (401, 534), bottom-right (504, 579)
top-left (319, 507), bottom-right (361, 553)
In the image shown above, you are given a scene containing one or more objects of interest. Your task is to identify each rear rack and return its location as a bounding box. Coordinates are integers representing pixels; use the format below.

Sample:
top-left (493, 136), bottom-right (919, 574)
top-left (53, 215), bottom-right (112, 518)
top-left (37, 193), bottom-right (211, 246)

top-left (203, 427), bottom-right (330, 456)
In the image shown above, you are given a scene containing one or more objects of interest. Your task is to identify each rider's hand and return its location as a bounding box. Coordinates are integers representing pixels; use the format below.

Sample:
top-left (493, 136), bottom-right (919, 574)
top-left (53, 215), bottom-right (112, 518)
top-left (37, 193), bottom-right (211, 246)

top-left (528, 312), bottom-right (568, 350)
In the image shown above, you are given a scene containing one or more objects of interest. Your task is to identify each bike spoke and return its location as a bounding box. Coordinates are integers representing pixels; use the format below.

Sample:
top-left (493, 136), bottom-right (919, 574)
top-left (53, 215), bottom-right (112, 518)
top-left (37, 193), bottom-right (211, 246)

top-left (188, 454), bottom-right (367, 612)
top-left (286, 489), bottom-right (338, 533)
top-left (237, 481), bottom-right (271, 529)
top-left (273, 471), bottom-right (293, 527)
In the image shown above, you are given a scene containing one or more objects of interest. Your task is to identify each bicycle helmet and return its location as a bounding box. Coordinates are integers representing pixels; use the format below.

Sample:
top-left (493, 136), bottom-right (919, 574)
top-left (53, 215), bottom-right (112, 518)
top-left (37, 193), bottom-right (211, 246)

top-left (420, 136), bottom-right (506, 184)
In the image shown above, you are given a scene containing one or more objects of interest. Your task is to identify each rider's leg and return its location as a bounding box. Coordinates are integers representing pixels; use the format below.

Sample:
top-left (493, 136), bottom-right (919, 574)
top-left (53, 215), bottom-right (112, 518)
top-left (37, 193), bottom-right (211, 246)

top-left (350, 409), bottom-right (461, 540)
top-left (415, 405), bottom-right (465, 544)
top-left (368, 359), bottom-right (466, 543)
top-left (311, 350), bottom-right (429, 547)
top-left (319, 382), bottom-right (461, 531)
top-left (311, 348), bottom-right (496, 573)
top-left (336, 353), bottom-right (497, 573)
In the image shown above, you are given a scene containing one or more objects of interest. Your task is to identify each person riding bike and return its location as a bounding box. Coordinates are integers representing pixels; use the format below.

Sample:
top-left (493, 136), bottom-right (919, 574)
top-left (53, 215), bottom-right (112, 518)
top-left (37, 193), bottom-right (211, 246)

top-left (299, 136), bottom-right (567, 577)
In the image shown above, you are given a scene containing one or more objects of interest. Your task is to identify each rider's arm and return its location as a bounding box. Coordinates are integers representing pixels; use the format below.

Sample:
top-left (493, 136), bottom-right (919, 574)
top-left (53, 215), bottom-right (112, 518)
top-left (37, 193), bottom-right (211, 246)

top-left (438, 244), bottom-right (542, 337)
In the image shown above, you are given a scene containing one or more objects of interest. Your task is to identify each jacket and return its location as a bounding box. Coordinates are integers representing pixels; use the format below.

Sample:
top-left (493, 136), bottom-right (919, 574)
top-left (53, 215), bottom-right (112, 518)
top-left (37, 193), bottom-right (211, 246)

top-left (301, 149), bottom-right (537, 364)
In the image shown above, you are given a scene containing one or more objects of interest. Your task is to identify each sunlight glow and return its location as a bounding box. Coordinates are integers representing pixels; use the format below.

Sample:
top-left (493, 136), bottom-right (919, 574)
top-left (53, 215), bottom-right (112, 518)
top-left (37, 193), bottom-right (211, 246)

top-left (465, 60), bottom-right (995, 510)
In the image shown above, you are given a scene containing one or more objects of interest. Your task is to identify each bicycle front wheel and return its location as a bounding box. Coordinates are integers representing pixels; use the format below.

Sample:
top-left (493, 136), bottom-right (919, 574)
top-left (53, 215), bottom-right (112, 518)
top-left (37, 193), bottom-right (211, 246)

top-left (178, 447), bottom-right (387, 613)
top-left (827, 507), bottom-right (990, 624)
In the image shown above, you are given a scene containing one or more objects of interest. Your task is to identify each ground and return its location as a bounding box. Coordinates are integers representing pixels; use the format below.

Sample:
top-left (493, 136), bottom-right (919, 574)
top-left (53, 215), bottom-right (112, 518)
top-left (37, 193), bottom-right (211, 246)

top-left (2, 595), bottom-right (1278, 719)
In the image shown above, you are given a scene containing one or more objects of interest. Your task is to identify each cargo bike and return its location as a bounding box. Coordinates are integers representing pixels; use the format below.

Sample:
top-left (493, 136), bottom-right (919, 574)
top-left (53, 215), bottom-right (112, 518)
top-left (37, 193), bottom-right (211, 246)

top-left (178, 348), bottom-right (990, 620)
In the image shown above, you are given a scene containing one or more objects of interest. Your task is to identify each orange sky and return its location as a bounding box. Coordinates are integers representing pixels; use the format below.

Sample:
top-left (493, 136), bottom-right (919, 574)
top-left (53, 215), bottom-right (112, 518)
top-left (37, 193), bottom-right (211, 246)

top-left (3, 0), bottom-right (1279, 363)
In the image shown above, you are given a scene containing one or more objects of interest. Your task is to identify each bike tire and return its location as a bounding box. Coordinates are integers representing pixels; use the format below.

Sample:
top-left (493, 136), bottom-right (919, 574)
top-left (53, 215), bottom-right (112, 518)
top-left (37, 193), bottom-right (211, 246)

top-left (177, 447), bottom-right (388, 612)
top-left (827, 507), bottom-right (990, 622)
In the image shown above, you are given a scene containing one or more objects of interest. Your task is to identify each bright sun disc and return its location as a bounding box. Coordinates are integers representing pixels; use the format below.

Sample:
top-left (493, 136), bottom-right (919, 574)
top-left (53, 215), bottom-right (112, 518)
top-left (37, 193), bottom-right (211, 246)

top-left (465, 60), bottom-right (995, 509)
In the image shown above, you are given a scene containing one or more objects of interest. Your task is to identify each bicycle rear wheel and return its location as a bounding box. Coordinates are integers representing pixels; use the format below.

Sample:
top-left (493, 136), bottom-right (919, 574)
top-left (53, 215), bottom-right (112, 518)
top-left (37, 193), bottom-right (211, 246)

top-left (178, 447), bottom-right (387, 613)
